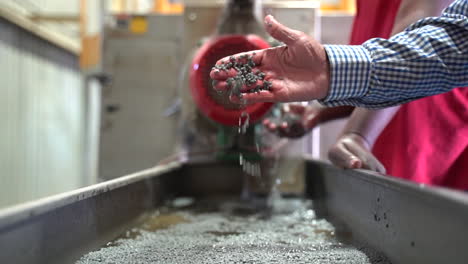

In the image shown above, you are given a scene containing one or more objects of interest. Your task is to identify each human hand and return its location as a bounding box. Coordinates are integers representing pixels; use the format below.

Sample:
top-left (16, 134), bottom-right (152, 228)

top-left (263, 103), bottom-right (323, 138)
top-left (210, 15), bottom-right (330, 104)
top-left (328, 133), bottom-right (386, 174)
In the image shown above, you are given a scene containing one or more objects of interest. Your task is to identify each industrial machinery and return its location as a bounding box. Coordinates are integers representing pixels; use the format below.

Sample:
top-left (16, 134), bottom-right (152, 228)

top-left (179, 0), bottom-right (320, 165)
top-left (177, 0), bottom-right (322, 198)
top-left (188, 0), bottom-right (273, 128)
top-left (5, 2), bottom-right (468, 264)
top-left (98, 0), bottom-right (320, 180)
top-left (182, 0), bottom-right (273, 165)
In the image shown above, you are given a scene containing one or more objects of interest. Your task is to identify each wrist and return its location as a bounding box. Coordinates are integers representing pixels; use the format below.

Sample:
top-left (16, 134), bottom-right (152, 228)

top-left (318, 44), bottom-right (331, 100)
top-left (319, 45), bottom-right (372, 106)
top-left (314, 105), bottom-right (355, 125)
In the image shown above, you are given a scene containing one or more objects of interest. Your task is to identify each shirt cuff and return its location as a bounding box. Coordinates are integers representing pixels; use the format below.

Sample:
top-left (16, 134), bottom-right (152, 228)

top-left (319, 45), bottom-right (372, 106)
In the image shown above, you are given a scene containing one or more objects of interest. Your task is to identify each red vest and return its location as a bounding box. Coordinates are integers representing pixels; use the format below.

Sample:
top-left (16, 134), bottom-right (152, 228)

top-left (351, 0), bottom-right (468, 190)
top-left (349, 0), bottom-right (401, 45)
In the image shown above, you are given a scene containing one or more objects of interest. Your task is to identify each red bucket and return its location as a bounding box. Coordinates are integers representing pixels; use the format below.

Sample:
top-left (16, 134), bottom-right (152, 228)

top-left (189, 34), bottom-right (273, 126)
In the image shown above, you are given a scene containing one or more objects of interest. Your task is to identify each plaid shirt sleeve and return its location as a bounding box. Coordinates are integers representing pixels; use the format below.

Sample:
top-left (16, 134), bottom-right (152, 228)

top-left (319, 0), bottom-right (468, 108)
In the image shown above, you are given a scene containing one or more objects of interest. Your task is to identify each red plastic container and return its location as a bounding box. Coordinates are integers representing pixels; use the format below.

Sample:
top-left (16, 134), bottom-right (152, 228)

top-left (189, 34), bottom-right (273, 126)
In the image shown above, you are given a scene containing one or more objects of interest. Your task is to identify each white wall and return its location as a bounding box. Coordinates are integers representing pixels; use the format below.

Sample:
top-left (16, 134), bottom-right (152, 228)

top-left (0, 18), bottom-right (86, 208)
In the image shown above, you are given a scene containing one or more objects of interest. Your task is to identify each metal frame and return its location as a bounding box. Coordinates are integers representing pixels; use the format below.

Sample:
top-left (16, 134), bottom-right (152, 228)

top-left (306, 162), bottom-right (468, 264)
top-left (0, 163), bottom-right (179, 264)
top-left (0, 2), bottom-right (80, 54)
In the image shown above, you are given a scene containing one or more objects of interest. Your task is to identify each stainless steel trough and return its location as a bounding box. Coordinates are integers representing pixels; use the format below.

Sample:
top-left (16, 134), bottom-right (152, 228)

top-left (0, 159), bottom-right (467, 264)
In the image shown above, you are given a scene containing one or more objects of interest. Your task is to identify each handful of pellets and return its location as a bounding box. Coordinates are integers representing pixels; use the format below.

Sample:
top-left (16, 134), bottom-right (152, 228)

top-left (212, 54), bottom-right (272, 100)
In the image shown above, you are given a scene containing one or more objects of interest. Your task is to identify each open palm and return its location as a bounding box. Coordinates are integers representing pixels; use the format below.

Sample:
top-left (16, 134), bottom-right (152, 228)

top-left (210, 15), bottom-right (330, 104)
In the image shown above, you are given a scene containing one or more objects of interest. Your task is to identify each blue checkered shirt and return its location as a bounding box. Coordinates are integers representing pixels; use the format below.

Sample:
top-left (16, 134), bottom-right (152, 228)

top-left (321, 0), bottom-right (468, 108)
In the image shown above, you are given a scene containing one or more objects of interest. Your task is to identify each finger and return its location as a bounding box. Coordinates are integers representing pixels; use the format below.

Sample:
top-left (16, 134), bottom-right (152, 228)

top-left (210, 68), bottom-right (238, 80)
top-left (264, 15), bottom-right (303, 46)
top-left (236, 91), bottom-right (276, 104)
top-left (376, 162), bottom-right (387, 174)
top-left (212, 78), bottom-right (262, 93)
top-left (241, 80), bottom-right (264, 92)
top-left (220, 50), bottom-right (263, 66)
top-left (212, 81), bottom-right (229, 91)
top-left (211, 51), bottom-right (264, 80)
top-left (262, 119), bottom-right (277, 133)
top-left (345, 142), bottom-right (386, 173)
top-left (268, 122), bottom-right (277, 131)
top-left (212, 81), bottom-right (259, 95)
top-left (349, 158), bottom-right (362, 169)
top-left (362, 154), bottom-right (386, 174)
top-left (371, 159), bottom-right (386, 174)
top-left (328, 144), bottom-right (363, 169)
top-left (244, 77), bottom-right (280, 92)
top-left (277, 122), bottom-right (292, 137)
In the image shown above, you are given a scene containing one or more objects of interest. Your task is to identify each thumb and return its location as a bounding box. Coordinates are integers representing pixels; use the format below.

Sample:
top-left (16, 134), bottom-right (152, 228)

top-left (344, 139), bottom-right (386, 174)
top-left (264, 15), bottom-right (302, 46)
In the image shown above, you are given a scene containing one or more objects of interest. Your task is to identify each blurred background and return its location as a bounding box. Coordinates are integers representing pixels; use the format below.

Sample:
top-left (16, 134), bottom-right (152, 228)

top-left (0, 0), bottom-right (355, 209)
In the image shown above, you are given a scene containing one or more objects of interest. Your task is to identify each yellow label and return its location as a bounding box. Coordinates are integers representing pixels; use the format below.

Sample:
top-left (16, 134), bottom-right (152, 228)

top-left (320, 0), bottom-right (355, 12)
top-left (130, 16), bottom-right (148, 34)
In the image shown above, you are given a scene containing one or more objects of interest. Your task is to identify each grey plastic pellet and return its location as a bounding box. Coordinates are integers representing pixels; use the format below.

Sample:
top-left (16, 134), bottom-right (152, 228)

top-left (77, 199), bottom-right (391, 264)
top-left (212, 55), bottom-right (273, 96)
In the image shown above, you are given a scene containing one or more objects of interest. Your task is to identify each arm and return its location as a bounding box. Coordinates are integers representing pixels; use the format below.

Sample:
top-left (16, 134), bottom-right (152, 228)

top-left (210, 1), bottom-right (466, 108)
top-left (263, 103), bottom-right (354, 138)
top-left (278, 0), bottom-right (456, 133)
top-left (322, 0), bottom-right (467, 108)
top-left (348, 0), bottom-right (454, 143)
top-left (328, 0), bottom-right (453, 172)
top-left (263, 0), bottom-right (453, 139)
top-left (327, 107), bottom-right (400, 173)
top-left (340, 107), bottom-right (400, 147)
